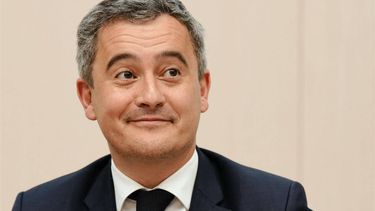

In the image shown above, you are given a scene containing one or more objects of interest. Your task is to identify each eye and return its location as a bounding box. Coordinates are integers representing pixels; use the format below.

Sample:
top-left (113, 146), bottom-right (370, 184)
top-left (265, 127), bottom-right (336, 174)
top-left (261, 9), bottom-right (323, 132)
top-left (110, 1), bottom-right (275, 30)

top-left (115, 70), bottom-right (137, 80)
top-left (163, 68), bottom-right (181, 78)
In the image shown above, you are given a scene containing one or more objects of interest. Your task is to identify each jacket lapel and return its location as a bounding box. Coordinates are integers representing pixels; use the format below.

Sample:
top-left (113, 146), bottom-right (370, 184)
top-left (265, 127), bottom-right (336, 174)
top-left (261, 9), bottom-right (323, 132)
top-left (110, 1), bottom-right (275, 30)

top-left (189, 148), bottom-right (231, 211)
top-left (84, 160), bottom-right (117, 211)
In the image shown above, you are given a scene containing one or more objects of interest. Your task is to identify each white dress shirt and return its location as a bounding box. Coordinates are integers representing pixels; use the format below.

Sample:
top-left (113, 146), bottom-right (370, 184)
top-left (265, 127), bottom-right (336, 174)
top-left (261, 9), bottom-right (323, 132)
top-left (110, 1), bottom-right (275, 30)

top-left (111, 150), bottom-right (199, 211)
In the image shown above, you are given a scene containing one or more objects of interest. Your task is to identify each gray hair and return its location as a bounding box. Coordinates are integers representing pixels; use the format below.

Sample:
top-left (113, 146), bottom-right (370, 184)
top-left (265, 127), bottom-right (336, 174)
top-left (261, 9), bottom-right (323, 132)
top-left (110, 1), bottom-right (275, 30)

top-left (77, 0), bottom-right (206, 87)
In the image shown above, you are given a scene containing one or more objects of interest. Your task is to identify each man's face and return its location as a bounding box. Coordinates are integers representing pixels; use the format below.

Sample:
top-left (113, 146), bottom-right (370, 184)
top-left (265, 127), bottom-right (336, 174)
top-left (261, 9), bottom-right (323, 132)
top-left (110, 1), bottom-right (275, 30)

top-left (77, 15), bottom-right (210, 160)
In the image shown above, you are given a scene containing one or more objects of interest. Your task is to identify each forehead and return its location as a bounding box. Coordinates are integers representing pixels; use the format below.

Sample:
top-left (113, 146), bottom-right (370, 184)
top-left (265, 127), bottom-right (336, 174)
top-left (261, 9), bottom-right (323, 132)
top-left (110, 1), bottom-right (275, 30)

top-left (96, 15), bottom-right (195, 55)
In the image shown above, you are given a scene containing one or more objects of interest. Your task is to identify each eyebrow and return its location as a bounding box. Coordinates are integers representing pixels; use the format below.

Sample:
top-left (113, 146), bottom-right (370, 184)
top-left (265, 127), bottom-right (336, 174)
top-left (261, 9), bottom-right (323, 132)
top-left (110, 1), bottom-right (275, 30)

top-left (106, 50), bottom-right (189, 71)
top-left (158, 51), bottom-right (189, 68)
top-left (106, 53), bottom-right (138, 70)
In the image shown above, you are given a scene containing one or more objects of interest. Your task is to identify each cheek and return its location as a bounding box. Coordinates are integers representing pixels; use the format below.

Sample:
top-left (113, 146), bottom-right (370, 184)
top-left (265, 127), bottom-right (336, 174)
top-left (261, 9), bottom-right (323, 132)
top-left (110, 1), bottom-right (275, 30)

top-left (93, 87), bottom-right (134, 120)
top-left (167, 85), bottom-right (202, 119)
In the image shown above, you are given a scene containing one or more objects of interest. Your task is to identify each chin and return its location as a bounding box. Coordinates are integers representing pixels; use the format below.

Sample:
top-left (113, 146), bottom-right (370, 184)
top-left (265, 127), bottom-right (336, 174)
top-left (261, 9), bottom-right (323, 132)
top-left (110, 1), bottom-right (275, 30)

top-left (111, 136), bottom-right (194, 161)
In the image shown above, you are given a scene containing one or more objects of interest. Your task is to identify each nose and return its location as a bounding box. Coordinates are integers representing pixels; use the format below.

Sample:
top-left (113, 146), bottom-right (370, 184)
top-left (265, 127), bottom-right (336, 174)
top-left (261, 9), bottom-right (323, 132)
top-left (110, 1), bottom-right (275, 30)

top-left (135, 77), bottom-right (166, 109)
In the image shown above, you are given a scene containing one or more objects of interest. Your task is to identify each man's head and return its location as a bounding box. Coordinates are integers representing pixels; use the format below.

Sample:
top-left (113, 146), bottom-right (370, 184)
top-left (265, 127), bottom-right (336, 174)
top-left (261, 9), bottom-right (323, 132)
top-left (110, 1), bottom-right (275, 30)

top-left (76, 0), bottom-right (210, 165)
top-left (77, 0), bottom-right (206, 87)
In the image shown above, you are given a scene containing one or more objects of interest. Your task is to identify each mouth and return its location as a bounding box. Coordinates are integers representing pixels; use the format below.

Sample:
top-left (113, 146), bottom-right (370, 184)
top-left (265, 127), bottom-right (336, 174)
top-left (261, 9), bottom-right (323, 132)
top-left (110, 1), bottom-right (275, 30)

top-left (126, 116), bottom-right (174, 127)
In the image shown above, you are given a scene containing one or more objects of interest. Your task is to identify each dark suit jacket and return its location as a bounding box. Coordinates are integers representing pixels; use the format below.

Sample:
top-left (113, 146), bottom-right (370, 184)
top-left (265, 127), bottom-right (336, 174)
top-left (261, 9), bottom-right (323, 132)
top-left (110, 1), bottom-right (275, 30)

top-left (12, 148), bottom-right (311, 211)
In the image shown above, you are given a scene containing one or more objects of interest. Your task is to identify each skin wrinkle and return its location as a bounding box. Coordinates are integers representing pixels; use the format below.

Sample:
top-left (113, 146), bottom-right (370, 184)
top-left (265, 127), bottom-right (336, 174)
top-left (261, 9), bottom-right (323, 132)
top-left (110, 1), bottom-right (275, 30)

top-left (97, 33), bottom-right (190, 71)
top-left (107, 36), bottom-right (171, 48)
top-left (102, 25), bottom-right (173, 44)
top-left (99, 20), bottom-right (190, 50)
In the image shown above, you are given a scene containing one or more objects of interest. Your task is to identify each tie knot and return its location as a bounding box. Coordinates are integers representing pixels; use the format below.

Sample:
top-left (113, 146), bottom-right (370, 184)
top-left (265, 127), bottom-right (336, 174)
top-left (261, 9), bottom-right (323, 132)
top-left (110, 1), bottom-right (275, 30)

top-left (129, 189), bottom-right (174, 211)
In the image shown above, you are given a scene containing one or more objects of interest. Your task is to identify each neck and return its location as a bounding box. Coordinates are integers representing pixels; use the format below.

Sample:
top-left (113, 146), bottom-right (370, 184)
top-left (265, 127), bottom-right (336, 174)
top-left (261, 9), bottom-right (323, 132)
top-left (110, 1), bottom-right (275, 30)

top-left (111, 145), bottom-right (195, 188)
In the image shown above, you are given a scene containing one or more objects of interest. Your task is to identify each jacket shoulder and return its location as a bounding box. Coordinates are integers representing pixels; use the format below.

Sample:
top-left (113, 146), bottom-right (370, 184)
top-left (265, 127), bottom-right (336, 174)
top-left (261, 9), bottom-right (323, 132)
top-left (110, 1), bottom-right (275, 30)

top-left (200, 148), bottom-right (293, 184)
top-left (198, 148), bottom-right (310, 211)
top-left (13, 155), bottom-right (111, 210)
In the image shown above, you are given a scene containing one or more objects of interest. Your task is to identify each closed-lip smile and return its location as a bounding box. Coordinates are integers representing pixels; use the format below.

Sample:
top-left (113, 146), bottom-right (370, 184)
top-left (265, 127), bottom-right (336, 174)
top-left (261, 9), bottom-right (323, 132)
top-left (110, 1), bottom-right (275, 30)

top-left (127, 115), bottom-right (174, 126)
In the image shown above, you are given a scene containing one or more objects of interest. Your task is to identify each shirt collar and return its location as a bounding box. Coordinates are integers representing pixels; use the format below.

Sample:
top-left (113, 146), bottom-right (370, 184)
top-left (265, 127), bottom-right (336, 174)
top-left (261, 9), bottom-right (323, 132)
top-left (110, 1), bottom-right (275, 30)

top-left (111, 150), bottom-right (199, 211)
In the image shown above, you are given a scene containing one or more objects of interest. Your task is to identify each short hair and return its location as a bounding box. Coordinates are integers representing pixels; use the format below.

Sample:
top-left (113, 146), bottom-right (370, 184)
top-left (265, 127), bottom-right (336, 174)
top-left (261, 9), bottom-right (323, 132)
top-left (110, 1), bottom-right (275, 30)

top-left (77, 0), bottom-right (206, 87)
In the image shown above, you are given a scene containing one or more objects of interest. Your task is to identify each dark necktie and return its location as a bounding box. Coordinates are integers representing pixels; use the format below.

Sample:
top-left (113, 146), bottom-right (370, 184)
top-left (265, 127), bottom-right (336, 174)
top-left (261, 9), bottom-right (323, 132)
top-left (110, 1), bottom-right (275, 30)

top-left (129, 189), bottom-right (175, 211)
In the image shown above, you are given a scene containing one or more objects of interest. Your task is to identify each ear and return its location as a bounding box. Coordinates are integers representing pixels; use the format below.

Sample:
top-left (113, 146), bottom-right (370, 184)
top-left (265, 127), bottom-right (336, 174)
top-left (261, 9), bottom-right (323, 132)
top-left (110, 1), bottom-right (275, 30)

top-left (76, 78), bottom-right (97, 120)
top-left (199, 71), bottom-right (211, 113)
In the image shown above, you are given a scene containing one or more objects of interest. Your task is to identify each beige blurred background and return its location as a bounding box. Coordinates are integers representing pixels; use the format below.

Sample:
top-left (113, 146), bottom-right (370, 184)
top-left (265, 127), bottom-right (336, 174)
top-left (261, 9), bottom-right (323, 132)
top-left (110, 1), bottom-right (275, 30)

top-left (1, 0), bottom-right (374, 210)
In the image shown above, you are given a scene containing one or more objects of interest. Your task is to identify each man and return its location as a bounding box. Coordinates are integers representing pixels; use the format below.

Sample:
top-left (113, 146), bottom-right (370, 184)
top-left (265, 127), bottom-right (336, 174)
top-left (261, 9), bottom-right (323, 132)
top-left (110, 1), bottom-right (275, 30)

top-left (13, 0), bottom-right (311, 210)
